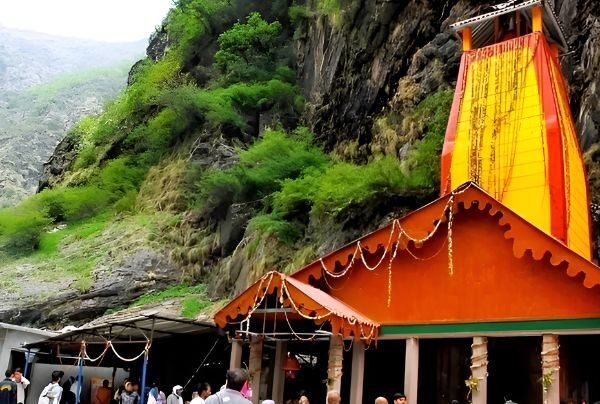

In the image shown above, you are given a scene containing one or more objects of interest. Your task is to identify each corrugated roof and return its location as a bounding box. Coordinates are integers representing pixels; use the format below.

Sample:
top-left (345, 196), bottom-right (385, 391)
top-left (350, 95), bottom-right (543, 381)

top-left (26, 304), bottom-right (216, 347)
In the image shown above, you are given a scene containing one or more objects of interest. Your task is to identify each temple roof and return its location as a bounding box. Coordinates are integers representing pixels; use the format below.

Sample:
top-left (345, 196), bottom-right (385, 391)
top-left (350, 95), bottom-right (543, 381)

top-left (291, 182), bottom-right (600, 289)
top-left (450, 0), bottom-right (568, 50)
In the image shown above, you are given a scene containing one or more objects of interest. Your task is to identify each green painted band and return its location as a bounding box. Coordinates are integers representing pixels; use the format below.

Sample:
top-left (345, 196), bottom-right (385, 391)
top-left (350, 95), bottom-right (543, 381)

top-left (381, 318), bottom-right (600, 335)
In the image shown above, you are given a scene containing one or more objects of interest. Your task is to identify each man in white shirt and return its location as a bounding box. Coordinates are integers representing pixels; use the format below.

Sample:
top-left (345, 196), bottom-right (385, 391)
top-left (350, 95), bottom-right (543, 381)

top-left (190, 384), bottom-right (211, 404)
top-left (39, 371), bottom-right (63, 404)
top-left (11, 369), bottom-right (29, 404)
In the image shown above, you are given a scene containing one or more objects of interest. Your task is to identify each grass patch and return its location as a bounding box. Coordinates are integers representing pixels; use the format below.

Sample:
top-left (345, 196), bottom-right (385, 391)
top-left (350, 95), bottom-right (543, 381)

top-left (181, 297), bottom-right (213, 319)
top-left (37, 216), bottom-right (109, 256)
top-left (132, 284), bottom-right (208, 307)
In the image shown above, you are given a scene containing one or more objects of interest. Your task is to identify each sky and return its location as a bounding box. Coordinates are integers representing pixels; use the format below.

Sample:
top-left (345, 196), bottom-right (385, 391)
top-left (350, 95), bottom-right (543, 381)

top-left (0, 0), bottom-right (174, 42)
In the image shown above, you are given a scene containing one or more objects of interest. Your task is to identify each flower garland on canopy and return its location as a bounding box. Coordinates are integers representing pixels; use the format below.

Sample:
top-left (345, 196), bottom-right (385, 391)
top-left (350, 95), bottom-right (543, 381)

top-left (318, 186), bottom-right (469, 307)
top-left (237, 271), bottom-right (378, 343)
top-left (80, 338), bottom-right (151, 363)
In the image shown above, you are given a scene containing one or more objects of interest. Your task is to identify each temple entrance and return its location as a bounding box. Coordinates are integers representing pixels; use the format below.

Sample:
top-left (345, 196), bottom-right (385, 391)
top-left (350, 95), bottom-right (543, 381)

top-left (417, 338), bottom-right (471, 404)
top-left (560, 335), bottom-right (600, 403)
top-left (487, 337), bottom-right (542, 404)
top-left (284, 340), bottom-right (329, 404)
top-left (362, 340), bottom-right (406, 403)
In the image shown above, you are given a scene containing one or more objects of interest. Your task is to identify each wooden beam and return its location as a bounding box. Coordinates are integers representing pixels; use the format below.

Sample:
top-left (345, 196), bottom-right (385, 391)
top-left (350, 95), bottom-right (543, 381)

top-left (532, 5), bottom-right (543, 33)
top-left (462, 27), bottom-right (473, 51)
top-left (349, 340), bottom-right (365, 404)
top-left (470, 337), bottom-right (488, 404)
top-left (249, 336), bottom-right (263, 404)
top-left (542, 335), bottom-right (560, 404)
top-left (272, 341), bottom-right (286, 404)
top-left (229, 339), bottom-right (243, 370)
top-left (404, 338), bottom-right (419, 404)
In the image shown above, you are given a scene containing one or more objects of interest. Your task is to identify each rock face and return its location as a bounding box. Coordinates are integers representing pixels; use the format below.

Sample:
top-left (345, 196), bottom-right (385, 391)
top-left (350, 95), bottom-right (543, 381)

top-left (297, 0), bottom-right (470, 158)
top-left (0, 246), bottom-right (175, 327)
top-left (37, 136), bottom-right (79, 192)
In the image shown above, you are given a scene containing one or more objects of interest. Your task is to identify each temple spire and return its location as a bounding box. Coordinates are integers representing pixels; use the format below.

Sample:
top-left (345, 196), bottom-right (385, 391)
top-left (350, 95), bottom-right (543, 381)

top-left (441, 0), bottom-right (592, 259)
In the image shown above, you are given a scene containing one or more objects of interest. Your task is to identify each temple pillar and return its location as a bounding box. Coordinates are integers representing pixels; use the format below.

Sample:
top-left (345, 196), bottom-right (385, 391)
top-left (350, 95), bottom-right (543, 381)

top-left (470, 337), bottom-right (488, 404)
top-left (272, 340), bottom-right (287, 404)
top-left (328, 335), bottom-right (344, 392)
top-left (532, 5), bottom-right (543, 33)
top-left (249, 336), bottom-right (264, 404)
top-left (542, 335), bottom-right (560, 404)
top-left (349, 340), bottom-right (365, 404)
top-left (404, 338), bottom-right (419, 404)
top-left (462, 27), bottom-right (473, 51)
top-left (229, 338), bottom-right (243, 369)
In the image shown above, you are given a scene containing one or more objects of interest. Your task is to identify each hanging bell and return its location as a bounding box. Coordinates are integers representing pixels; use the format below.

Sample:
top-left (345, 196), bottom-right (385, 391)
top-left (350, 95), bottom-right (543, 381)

top-left (281, 352), bottom-right (301, 379)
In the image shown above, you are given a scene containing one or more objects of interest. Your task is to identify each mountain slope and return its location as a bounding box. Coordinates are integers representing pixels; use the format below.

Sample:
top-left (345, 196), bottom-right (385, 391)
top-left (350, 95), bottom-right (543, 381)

top-left (0, 28), bottom-right (145, 206)
top-left (1, 0), bottom-right (600, 328)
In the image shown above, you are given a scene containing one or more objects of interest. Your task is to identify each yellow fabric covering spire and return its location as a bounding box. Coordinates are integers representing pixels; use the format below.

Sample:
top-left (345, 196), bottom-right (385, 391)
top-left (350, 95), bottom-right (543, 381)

top-left (441, 33), bottom-right (591, 259)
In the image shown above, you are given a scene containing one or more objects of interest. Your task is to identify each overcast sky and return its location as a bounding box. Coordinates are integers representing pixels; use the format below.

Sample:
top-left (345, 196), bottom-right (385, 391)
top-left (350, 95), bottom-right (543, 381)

top-left (0, 0), bottom-right (174, 42)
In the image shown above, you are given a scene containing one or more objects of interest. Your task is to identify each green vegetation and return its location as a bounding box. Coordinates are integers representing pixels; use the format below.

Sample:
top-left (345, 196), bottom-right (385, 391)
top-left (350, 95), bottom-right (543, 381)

top-left (0, 0), bottom-right (454, 317)
top-left (198, 128), bottom-right (328, 210)
top-left (37, 217), bottom-right (108, 256)
top-left (181, 296), bottom-right (213, 318)
top-left (132, 283), bottom-right (213, 318)
top-left (215, 12), bottom-right (284, 83)
top-left (403, 90), bottom-right (453, 187)
top-left (132, 284), bottom-right (207, 306)
top-left (199, 89), bottom-right (453, 244)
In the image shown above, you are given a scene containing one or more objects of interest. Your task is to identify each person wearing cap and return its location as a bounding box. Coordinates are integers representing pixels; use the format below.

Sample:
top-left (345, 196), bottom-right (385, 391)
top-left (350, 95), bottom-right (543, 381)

top-left (167, 386), bottom-right (183, 404)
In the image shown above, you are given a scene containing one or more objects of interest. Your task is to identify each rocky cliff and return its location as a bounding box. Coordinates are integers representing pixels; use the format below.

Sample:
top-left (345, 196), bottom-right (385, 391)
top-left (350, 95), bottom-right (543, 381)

top-left (2, 0), bottom-right (600, 328)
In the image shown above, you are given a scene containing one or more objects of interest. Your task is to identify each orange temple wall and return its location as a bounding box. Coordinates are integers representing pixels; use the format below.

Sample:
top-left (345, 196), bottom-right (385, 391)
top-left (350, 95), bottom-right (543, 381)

top-left (322, 206), bottom-right (600, 326)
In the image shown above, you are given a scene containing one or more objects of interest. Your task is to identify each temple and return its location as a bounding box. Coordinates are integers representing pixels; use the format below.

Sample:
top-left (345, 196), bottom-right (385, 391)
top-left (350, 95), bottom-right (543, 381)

top-left (214, 1), bottom-right (600, 404)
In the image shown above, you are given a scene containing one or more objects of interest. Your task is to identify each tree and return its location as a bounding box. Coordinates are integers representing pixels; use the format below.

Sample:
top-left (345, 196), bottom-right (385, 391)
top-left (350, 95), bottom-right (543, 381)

top-left (214, 12), bottom-right (283, 83)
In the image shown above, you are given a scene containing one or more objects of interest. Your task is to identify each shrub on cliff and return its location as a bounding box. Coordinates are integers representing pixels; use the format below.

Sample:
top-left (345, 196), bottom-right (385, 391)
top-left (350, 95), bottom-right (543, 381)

top-left (215, 12), bottom-right (284, 84)
top-left (199, 127), bottom-right (329, 210)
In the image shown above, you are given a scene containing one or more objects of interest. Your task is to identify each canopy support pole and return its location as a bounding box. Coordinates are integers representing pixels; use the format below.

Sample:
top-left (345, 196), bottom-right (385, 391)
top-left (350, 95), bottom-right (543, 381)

top-left (249, 336), bottom-right (263, 404)
top-left (327, 335), bottom-right (343, 393)
top-left (23, 349), bottom-right (32, 378)
top-left (349, 340), bottom-right (365, 404)
top-left (75, 356), bottom-right (84, 404)
top-left (542, 334), bottom-right (560, 404)
top-left (272, 341), bottom-right (286, 404)
top-left (471, 337), bottom-right (488, 404)
top-left (140, 318), bottom-right (154, 404)
top-left (404, 338), bottom-right (419, 404)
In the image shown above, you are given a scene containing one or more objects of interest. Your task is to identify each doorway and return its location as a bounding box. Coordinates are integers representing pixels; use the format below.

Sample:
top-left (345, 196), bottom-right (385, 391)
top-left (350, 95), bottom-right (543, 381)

top-left (362, 340), bottom-right (406, 403)
top-left (560, 335), bottom-right (600, 403)
top-left (417, 338), bottom-right (471, 404)
top-left (487, 337), bottom-right (542, 404)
